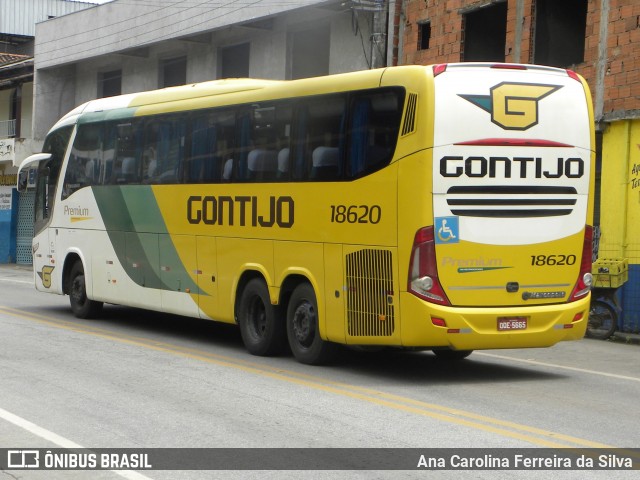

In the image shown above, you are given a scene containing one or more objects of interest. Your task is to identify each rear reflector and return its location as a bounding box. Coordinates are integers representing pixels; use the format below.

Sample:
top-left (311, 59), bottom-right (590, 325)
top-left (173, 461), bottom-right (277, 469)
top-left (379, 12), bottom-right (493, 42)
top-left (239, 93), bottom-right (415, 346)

top-left (432, 317), bottom-right (447, 327)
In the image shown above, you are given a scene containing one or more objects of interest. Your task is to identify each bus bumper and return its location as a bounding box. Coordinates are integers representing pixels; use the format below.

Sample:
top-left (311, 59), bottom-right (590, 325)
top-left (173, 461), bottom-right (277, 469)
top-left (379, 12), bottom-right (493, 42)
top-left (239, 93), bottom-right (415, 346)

top-left (399, 292), bottom-right (590, 350)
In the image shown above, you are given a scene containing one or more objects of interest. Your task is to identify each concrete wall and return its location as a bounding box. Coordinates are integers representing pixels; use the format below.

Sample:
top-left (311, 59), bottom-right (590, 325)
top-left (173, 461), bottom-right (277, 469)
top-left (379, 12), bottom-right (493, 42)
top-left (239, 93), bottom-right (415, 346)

top-left (21, 82), bottom-right (34, 139)
top-left (33, 1), bottom-right (373, 141)
top-left (0, 0), bottom-right (96, 36)
top-left (33, 65), bottom-right (76, 139)
top-left (34, 0), bottom-right (338, 70)
top-left (0, 83), bottom-right (33, 136)
top-left (0, 89), bottom-right (9, 121)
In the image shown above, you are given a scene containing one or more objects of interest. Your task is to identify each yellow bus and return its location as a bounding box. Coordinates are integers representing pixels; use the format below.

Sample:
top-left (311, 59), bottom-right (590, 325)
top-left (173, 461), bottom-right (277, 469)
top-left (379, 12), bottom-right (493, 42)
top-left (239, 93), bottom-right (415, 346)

top-left (18, 63), bottom-right (595, 364)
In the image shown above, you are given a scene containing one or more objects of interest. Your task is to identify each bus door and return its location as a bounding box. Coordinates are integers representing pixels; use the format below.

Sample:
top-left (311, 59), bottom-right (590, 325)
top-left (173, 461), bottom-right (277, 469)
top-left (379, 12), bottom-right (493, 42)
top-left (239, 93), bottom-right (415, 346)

top-left (18, 153), bottom-right (60, 293)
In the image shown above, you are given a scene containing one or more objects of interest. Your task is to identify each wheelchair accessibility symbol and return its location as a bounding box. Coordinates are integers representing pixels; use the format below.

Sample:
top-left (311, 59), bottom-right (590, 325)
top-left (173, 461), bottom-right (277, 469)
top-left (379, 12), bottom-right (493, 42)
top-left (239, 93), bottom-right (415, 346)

top-left (435, 216), bottom-right (459, 244)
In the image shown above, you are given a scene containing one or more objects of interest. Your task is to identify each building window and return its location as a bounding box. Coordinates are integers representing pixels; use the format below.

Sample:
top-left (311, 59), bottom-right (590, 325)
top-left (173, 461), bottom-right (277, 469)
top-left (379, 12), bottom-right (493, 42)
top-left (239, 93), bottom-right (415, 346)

top-left (289, 25), bottom-right (330, 80)
top-left (98, 70), bottom-right (122, 98)
top-left (219, 43), bottom-right (250, 79)
top-left (533, 0), bottom-right (588, 67)
top-left (462, 1), bottom-right (507, 62)
top-left (418, 22), bottom-right (431, 50)
top-left (161, 56), bottom-right (187, 88)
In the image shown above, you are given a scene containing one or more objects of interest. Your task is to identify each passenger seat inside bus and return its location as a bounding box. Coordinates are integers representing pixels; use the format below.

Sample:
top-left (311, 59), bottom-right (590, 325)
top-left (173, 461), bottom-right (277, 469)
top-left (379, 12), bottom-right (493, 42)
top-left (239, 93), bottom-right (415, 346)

top-left (118, 157), bottom-right (138, 183)
top-left (277, 148), bottom-right (289, 179)
top-left (247, 149), bottom-right (278, 181)
top-left (311, 146), bottom-right (339, 180)
top-left (222, 158), bottom-right (233, 181)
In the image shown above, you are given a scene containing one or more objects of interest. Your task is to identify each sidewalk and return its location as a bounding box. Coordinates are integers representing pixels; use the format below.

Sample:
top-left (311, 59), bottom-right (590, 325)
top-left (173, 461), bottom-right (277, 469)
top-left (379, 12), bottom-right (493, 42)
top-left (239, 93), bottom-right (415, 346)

top-left (612, 331), bottom-right (640, 345)
top-left (0, 263), bottom-right (34, 283)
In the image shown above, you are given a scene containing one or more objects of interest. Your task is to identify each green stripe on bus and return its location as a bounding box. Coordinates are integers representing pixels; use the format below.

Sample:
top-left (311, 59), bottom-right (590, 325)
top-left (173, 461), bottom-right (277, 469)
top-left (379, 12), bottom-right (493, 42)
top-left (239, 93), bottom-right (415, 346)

top-left (78, 108), bottom-right (138, 124)
top-left (92, 186), bottom-right (201, 295)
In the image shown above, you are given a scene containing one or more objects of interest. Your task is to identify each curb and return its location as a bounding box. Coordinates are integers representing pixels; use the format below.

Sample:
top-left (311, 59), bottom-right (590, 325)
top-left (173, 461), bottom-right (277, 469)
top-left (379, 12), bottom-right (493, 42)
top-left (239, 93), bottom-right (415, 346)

top-left (612, 331), bottom-right (640, 346)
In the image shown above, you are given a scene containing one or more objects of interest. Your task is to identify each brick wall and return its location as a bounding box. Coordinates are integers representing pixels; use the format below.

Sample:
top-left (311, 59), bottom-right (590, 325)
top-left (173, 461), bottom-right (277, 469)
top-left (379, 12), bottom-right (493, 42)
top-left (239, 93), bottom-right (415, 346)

top-left (600, 0), bottom-right (640, 116)
top-left (402, 0), bottom-right (640, 118)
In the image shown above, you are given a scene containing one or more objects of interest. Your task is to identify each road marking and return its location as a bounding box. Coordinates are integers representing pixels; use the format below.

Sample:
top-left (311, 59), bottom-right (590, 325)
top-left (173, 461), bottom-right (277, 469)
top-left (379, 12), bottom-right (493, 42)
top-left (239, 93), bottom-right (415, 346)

top-left (476, 351), bottom-right (640, 383)
top-left (0, 306), bottom-right (633, 453)
top-left (0, 406), bottom-right (153, 480)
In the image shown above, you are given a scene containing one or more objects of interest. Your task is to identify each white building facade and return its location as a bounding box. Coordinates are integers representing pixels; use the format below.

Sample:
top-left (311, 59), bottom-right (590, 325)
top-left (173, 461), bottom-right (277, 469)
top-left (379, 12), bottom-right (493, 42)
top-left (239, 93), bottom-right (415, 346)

top-left (32, 0), bottom-right (391, 141)
top-left (1, 0), bottom-right (97, 263)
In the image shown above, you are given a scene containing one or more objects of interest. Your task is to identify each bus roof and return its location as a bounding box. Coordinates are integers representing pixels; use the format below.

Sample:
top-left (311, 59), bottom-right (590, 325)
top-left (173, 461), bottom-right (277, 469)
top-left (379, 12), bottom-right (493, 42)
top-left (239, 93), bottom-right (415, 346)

top-left (51, 67), bottom-right (404, 131)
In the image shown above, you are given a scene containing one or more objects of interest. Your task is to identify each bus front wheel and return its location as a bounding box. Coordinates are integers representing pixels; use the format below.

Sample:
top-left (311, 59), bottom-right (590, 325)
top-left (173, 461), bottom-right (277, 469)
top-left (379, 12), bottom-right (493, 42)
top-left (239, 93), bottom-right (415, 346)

top-left (69, 262), bottom-right (103, 319)
top-left (238, 278), bottom-right (286, 356)
top-left (286, 283), bottom-right (336, 365)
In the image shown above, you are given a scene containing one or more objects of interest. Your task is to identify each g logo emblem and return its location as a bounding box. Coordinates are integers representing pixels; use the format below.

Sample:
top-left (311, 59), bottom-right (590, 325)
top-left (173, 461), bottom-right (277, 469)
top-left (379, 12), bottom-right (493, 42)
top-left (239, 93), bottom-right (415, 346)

top-left (38, 265), bottom-right (55, 289)
top-left (460, 82), bottom-right (562, 131)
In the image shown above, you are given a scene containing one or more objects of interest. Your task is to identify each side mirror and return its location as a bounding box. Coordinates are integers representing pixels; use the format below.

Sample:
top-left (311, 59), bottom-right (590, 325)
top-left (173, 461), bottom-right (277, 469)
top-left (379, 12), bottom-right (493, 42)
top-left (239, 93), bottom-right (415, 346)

top-left (16, 153), bottom-right (52, 192)
top-left (17, 169), bottom-right (28, 193)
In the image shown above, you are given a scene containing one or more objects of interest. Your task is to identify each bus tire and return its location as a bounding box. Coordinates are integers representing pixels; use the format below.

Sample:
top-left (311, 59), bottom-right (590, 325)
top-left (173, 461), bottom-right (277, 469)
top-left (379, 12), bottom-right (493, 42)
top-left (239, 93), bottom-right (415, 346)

top-left (69, 262), bottom-right (103, 319)
top-left (286, 283), bottom-right (336, 365)
top-left (238, 278), bottom-right (286, 356)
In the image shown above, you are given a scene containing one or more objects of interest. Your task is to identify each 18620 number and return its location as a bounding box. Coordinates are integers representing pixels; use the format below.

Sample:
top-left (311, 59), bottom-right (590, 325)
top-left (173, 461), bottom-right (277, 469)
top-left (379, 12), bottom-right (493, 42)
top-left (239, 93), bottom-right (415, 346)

top-left (330, 205), bottom-right (382, 224)
top-left (530, 254), bottom-right (577, 266)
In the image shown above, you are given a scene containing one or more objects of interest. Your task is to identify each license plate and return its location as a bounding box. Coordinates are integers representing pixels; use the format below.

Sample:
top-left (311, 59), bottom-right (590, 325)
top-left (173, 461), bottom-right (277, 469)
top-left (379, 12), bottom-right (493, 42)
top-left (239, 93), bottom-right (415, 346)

top-left (497, 317), bottom-right (528, 331)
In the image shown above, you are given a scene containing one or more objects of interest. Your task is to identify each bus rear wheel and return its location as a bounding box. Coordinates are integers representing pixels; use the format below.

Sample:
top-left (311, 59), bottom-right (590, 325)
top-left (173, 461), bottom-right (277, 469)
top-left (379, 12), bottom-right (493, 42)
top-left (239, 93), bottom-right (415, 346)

top-left (238, 278), bottom-right (286, 356)
top-left (286, 283), bottom-right (336, 365)
top-left (69, 262), bottom-right (103, 319)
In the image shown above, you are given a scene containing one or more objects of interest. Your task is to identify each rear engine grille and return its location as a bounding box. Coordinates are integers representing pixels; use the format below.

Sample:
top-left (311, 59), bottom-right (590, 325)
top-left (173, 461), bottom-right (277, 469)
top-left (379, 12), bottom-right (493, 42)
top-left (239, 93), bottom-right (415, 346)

top-left (346, 249), bottom-right (395, 336)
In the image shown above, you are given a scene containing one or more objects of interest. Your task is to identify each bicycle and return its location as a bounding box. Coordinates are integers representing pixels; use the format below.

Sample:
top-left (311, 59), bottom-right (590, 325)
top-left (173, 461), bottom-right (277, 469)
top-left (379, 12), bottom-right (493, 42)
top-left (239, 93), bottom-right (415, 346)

top-left (587, 288), bottom-right (619, 340)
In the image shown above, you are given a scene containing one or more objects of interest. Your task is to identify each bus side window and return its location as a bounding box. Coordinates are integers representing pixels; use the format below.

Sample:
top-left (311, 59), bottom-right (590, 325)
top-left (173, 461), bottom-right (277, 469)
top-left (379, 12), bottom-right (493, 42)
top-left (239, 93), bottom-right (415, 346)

top-left (294, 94), bottom-right (345, 181)
top-left (244, 102), bottom-right (292, 182)
top-left (143, 117), bottom-right (185, 184)
top-left (113, 121), bottom-right (143, 184)
top-left (346, 89), bottom-right (404, 179)
top-left (187, 114), bottom-right (217, 183)
top-left (215, 110), bottom-right (236, 183)
top-left (62, 123), bottom-right (102, 199)
top-left (185, 109), bottom-right (235, 184)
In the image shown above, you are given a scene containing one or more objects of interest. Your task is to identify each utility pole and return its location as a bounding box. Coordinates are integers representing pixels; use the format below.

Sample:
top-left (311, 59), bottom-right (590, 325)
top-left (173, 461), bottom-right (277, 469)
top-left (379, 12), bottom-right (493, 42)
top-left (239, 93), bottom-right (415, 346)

top-left (351, 0), bottom-right (388, 69)
top-left (370, 0), bottom-right (387, 68)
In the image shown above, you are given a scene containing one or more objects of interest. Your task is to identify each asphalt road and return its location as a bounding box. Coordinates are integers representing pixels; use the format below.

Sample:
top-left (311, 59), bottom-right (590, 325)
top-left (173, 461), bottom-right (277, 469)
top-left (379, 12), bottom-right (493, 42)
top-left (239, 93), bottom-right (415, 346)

top-left (1, 266), bottom-right (639, 479)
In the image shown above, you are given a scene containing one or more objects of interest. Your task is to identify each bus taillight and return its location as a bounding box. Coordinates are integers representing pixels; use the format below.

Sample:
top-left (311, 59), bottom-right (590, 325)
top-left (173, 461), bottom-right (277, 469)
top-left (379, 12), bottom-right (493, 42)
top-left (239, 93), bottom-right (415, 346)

top-left (408, 227), bottom-right (450, 306)
top-left (569, 225), bottom-right (594, 302)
